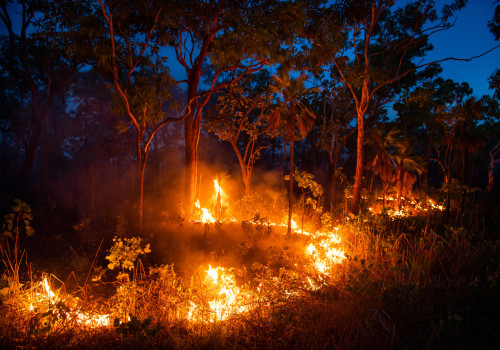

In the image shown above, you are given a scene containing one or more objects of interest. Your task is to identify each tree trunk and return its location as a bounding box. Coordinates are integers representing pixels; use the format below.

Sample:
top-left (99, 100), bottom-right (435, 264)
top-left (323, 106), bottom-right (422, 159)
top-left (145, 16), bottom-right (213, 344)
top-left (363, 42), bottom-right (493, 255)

top-left (350, 107), bottom-right (365, 214)
top-left (326, 143), bottom-right (340, 209)
top-left (397, 166), bottom-right (404, 207)
top-left (185, 112), bottom-right (197, 213)
top-left (44, 105), bottom-right (50, 203)
top-left (231, 141), bottom-right (251, 196)
top-left (90, 163), bottom-right (96, 216)
top-left (288, 135), bottom-right (294, 235)
top-left (423, 139), bottom-right (431, 205)
top-left (138, 156), bottom-right (147, 229)
top-left (18, 111), bottom-right (43, 193)
top-left (281, 142), bottom-right (287, 191)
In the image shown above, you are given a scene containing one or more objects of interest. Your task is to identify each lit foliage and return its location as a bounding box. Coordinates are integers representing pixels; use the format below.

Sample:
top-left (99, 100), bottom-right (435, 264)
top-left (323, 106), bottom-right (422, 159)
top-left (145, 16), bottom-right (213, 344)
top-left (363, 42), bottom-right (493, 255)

top-left (106, 236), bottom-right (151, 270)
top-left (2, 199), bottom-right (34, 239)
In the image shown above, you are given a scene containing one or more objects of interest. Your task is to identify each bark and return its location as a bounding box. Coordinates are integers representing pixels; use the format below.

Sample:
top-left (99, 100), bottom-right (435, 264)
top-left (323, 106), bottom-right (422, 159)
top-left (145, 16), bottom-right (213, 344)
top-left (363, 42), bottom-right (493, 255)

top-left (281, 142), bottom-right (287, 191)
top-left (231, 140), bottom-right (251, 196)
top-left (350, 105), bottom-right (366, 214)
top-left (288, 132), bottom-right (294, 236)
top-left (18, 110), bottom-right (43, 193)
top-left (184, 109), bottom-right (198, 211)
top-left (397, 165), bottom-right (404, 207)
top-left (44, 106), bottom-right (50, 202)
top-left (138, 157), bottom-right (147, 229)
top-left (326, 143), bottom-right (340, 209)
top-left (423, 139), bottom-right (431, 205)
top-left (90, 163), bottom-right (96, 215)
top-left (488, 141), bottom-right (500, 191)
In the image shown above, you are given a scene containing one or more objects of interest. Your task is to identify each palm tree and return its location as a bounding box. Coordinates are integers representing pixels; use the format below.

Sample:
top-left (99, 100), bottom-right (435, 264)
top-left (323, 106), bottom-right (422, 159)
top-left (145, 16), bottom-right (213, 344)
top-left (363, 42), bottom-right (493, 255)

top-left (366, 127), bottom-right (399, 207)
top-left (269, 69), bottom-right (317, 235)
top-left (392, 140), bottom-right (424, 207)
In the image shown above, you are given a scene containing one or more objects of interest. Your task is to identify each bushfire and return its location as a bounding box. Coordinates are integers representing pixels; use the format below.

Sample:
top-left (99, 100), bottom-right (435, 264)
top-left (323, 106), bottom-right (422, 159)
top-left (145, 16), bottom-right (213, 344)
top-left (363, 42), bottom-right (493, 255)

top-left (8, 178), bottom-right (445, 330)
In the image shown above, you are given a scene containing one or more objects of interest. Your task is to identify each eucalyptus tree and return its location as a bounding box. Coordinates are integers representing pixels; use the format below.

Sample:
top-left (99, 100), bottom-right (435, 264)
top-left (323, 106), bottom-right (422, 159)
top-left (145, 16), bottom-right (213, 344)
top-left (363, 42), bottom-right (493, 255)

top-left (315, 82), bottom-right (356, 208)
top-left (54, 0), bottom-right (190, 227)
top-left (299, 0), bottom-right (468, 214)
top-left (158, 0), bottom-right (302, 214)
top-left (480, 96), bottom-right (500, 191)
top-left (0, 0), bottom-right (78, 196)
top-left (206, 70), bottom-right (274, 196)
top-left (269, 68), bottom-right (317, 235)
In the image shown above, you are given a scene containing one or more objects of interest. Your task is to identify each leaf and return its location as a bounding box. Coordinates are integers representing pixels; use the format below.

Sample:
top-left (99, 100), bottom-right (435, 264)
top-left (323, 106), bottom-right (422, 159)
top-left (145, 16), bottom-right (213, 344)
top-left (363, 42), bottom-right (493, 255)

top-left (25, 226), bottom-right (35, 236)
top-left (3, 231), bottom-right (12, 239)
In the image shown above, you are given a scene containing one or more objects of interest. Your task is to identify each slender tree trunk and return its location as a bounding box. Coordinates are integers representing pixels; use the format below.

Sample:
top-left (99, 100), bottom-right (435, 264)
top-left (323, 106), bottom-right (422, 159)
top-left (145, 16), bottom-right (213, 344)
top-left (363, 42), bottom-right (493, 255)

top-left (488, 142), bottom-right (500, 191)
top-left (231, 141), bottom-right (251, 196)
top-left (350, 107), bottom-right (365, 214)
top-left (424, 139), bottom-right (431, 205)
top-left (326, 144), bottom-right (340, 210)
top-left (138, 156), bottom-right (147, 229)
top-left (44, 106), bottom-right (50, 202)
top-left (288, 135), bottom-right (294, 235)
top-left (397, 166), bottom-right (404, 207)
top-left (19, 112), bottom-right (43, 193)
top-left (460, 120), bottom-right (468, 214)
top-left (90, 163), bottom-right (96, 216)
top-left (184, 109), bottom-right (198, 215)
top-left (281, 142), bottom-right (287, 191)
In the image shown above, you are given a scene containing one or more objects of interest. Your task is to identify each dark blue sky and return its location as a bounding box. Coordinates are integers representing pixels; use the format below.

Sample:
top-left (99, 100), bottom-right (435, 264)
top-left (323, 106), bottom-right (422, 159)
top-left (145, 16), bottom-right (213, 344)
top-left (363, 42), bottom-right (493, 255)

top-left (2, 1), bottom-right (498, 98)
top-left (165, 1), bottom-right (500, 98)
top-left (425, 0), bottom-right (498, 97)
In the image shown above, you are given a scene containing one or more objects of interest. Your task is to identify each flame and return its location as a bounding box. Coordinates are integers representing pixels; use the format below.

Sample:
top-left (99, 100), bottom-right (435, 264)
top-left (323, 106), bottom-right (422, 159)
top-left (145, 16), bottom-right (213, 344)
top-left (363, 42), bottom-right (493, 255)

top-left (28, 277), bottom-right (110, 328)
top-left (188, 265), bottom-right (252, 322)
top-left (194, 199), bottom-right (216, 223)
top-left (304, 229), bottom-right (345, 277)
top-left (192, 179), bottom-right (229, 223)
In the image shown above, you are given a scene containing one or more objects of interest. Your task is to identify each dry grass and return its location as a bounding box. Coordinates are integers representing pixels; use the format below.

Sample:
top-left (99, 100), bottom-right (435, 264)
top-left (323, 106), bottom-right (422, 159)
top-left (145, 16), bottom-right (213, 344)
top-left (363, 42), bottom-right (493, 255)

top-left (0, 207), bottom-right (499, 349)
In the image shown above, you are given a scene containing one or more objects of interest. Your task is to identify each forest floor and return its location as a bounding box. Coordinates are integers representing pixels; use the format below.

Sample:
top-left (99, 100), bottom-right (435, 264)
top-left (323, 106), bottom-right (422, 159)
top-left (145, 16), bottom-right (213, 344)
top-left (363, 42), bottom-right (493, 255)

top-left (0, 204), bottom-right (499, 349)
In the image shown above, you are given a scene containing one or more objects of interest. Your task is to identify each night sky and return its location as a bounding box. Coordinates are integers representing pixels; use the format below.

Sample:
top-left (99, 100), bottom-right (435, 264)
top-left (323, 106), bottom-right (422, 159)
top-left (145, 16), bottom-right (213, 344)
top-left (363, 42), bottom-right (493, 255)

top-left (2, 1), bottom-right (498, 97)
top-left (426, 0), bottom-right (498, 97)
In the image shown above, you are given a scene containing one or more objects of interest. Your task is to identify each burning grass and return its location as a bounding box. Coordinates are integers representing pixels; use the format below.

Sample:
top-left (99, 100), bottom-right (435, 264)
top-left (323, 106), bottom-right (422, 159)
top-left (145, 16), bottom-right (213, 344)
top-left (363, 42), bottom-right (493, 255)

top-left (0, 183), bottom-right (499, 349)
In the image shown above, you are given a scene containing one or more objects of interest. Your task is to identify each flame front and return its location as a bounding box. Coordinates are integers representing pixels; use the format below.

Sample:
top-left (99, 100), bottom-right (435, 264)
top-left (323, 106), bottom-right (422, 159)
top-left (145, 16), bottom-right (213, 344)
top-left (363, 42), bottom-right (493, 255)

top-left (188, 265), bottom-right (252, 322)
top-left (28, 277), bottom-right (110, 328)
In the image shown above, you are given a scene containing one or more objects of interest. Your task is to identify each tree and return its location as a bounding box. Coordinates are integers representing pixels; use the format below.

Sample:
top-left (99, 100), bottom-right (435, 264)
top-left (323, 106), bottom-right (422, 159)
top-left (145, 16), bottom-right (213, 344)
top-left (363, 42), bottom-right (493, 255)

top-left (67, 71), bottom-right (127, 214)
top-left (300, 0), bottom-right (468, 214)
top-left (54, 0), bottom-right (192, 227)
top-left (0, 0), bottom-right (78, 195)
top-left (269, 68), bottom-right (317, 235)
top-left (96, 0), bottom-right (198, 228)
top-left (160, 0), bottom-right (299, 214)
top-left (488, 2), bottom-right (500, 99)
top-left (366, 127), bottom-right (399, 206)
top-left (207, 71), bottom-right (273, 196)
top-left (312, 82), bottom-right (356, 209)
top-left (392, 139), bottom-right (424, 206)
